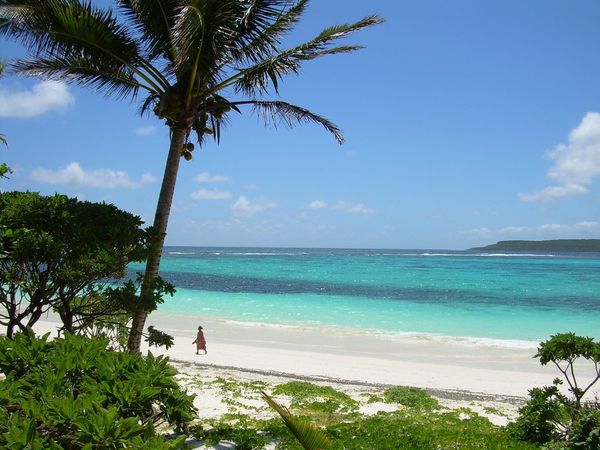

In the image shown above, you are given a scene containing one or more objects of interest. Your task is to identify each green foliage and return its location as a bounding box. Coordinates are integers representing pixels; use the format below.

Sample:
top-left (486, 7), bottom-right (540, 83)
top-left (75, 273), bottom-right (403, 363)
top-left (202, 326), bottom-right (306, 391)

top-left (272, 381), bottom-right (358, 415)
top-left (509, 332), bottom-right (600, 447)
top-left (198, 423), bottom-right (270, 450)
top-left (0, 332), bottom-right (195, 449)
top-left (0, 191), bottom-right (153, 336)
top-left (383, 386), bottom-right (440, 410)
top-left (263, 391), bottom-right (333, 450)
top-left (146, 325), bottom-right (174, 350)
top-left (569, 408), bottom-right (600, 450)
top-left (536, 333), bottom-right (600, 407)
top-left (0, 162), bottom-right (10, 178)
top-left (184, 376), bottom-right (535, 450)
top-left (324, 409), bottom-right (536, 450)
top-left (508, 382), bottom-right (569, 444)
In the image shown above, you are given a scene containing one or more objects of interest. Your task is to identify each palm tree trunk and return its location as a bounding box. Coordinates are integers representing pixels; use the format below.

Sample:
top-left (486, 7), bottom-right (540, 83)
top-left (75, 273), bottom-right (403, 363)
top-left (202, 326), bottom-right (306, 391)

top-left (127, 127), bottom-right (187, 353)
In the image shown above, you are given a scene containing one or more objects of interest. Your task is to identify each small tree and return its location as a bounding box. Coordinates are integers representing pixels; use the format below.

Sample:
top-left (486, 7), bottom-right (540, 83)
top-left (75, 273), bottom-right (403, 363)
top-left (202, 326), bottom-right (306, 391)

top-left (536, 333), bottom-right (600, 409)
top-left (0, 192), bottom-right (151, 337)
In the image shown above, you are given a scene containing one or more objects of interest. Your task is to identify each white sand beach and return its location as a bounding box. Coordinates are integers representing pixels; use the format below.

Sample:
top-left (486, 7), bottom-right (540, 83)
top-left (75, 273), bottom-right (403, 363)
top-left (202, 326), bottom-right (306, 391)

top-left (33, 314), bottom-right (599, 404)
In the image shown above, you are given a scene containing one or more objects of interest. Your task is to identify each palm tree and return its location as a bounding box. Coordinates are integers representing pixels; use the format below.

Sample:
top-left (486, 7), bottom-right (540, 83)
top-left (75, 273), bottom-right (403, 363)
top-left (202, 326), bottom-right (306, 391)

top-left (1, 0), bottom-right (382, 352)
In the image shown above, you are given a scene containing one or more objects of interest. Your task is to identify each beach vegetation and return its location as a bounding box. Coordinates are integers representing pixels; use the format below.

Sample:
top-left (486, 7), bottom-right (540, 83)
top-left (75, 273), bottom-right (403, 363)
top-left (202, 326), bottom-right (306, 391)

top-left (383, 385), bottom-right (440, 410)
top-left (508, 333), bottom-right (600, 447)
top-left (535, 333), bottom-right (600, 409)
top-left (568, 408), bottom-right (600, 449)
top-left (507, 382), bottom-right (570, 444)
top-left (194, 422), bottom-right (270, 450)
top-left (0, 191), bottom-right (150, 338)
top-left (272, 381), bottom-right (359, 415)
top-left (263, 391), bottom-right (334, 450)
top-left (189, 379), bottom-right (534, 449)
top-left (0, 0), bottom-right (383, 353)
top-left (146, 325), bottom-right (175, 350)
top-left (0, 332), bottom-right (195, 449)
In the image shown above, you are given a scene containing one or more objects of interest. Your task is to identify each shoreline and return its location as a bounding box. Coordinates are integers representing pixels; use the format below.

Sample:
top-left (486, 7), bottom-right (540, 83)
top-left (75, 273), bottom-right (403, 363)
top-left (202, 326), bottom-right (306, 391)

top-left (33, 315), bottom-right (599, 400)
top-left (170, 359), bottom-right (526, 405)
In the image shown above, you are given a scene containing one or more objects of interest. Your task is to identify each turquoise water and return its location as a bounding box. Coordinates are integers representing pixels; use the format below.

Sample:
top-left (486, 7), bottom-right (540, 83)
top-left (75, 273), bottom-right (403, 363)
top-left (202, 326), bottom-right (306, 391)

top-left (131, 248), bottom-right (600, 344)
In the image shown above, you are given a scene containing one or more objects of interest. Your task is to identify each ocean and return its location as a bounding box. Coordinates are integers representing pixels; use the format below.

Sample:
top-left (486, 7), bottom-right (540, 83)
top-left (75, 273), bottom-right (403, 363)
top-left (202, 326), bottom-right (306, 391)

top-left (131, 247), bottom-right (600, 348)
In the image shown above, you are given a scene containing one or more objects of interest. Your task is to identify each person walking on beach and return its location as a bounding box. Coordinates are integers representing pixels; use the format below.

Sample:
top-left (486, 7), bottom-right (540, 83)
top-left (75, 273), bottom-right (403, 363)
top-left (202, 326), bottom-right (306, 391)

top-left (192, 326), bottom-right (207, 355)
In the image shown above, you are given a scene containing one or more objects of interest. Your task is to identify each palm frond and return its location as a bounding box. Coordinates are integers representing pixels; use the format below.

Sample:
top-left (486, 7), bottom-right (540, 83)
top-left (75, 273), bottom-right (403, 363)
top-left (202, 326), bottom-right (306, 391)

top-left (116, 0), bottom-right (179, 62)
top-left (236, 100), bottom-right (343, 144)
top-left (230, 0), bottom-right (293, 58)
top-left (262, 391), bottom-right (333, 450)
top-left (12, 55), bottom-right (143, 99)
top-left (3, 1), bottom-right (138, 61)
top-left (0, 134), bottom-right (7, 147)
top-left (2, 0), bottom-right (164, 94)
top-left (230, 0), bottom-right (309, 64)
top-left (0, 1), bottom-right (25, 31)
top-left (231, 14), bottom-right (383, 95)
top-left (139, 92), bottom-right (161, 116)
top-left (171, 1), bottom-right (241, 83)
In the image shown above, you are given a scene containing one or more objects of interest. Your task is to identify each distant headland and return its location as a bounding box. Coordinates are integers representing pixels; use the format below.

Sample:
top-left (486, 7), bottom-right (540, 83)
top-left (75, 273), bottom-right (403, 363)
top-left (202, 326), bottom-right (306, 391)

top-left (471, 239), bottom-right (600, 252)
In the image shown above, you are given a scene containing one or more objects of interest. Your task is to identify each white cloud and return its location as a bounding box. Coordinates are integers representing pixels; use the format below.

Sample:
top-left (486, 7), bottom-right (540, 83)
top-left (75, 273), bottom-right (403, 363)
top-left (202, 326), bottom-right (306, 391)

top-left (520, 112), bottom-right (600, 201)
top-left (232, 196), bottom-right (277, 215)
top-left (518, 183), bottom-right (588, 202)
top-left (0, 81), bottom-right (74, 118)
top-left (538, 223), bottom-right (570, 232)
top-left (574, 221), bottom-right (600, 229)
top-left (141, 173), bottom-right (158, 184)
top-left (334, 201), bottom-right (376, 214)
top-left (190, 188), bottom-right (232, 200)
top-left (469, 227), bottom-right (492, 237)
top-left (133, 125), bottom-right (156, 136)
top-left (307, 200), bottom-right (327, 209)
top-left (30, 162), bottom-right (156, 189)
top-left (194, 172), bottom-right (229, 183)
top-left (502, 226), bottom-right (528, 234)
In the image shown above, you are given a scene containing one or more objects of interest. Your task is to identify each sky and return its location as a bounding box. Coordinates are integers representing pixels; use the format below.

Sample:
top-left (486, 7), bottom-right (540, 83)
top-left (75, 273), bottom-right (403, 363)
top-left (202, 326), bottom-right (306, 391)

top-left (1, 0), bottom-right (600, 250)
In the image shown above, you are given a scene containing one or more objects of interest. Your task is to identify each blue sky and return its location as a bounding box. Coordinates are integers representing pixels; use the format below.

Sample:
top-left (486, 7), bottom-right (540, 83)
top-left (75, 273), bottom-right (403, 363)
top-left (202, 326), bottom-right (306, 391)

top-left (2, 0), bottom-right (600, 250)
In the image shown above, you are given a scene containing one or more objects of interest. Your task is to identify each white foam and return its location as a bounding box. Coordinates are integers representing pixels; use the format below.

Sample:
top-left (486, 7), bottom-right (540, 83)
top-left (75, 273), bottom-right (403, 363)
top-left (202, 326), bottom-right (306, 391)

top-left (230, 252), bottom-right (308, 256)
top-left (366, 329), bottom-right (538, 349)
top-left (416, 252), bottom-right (556, 258)
top-left (223, 319), bottom-right (300, 330)
top-left (168, 251), bottom-right (195, 255)
top-left (219, 318), bottom-right (539, 350)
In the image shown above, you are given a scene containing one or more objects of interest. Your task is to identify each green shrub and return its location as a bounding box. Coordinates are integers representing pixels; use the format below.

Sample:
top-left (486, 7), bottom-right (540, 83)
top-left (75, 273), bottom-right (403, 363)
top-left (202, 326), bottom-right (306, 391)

top-left (272, 381), bottom-right (358, 414)
top-left (326, 409), bottom-right (535, 450)
top-left (201, 424), bottom-right (269, 450)
top-left (507, 383), bottom-right (569, 444)
top-left (536, 333), bottom-right (600, 409)
top-left (383, 386), bottom-right (439, 410)
top-left (0, 332), bottom-right (195, 449)
top-left (569, 408), bottom-right (600, 449)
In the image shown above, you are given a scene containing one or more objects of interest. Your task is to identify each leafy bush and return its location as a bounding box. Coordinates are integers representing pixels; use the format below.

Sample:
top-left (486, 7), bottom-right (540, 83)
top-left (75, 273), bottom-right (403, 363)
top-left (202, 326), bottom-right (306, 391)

top-left (198, 423), bottom-right (269, 450)
top-left (0, 191), bottom-right (151, 337)
top-left (383, 386), bottom-right (439, 410)
top-left (536, 333), bottom-right (600, 408)
top-left (272, 381), bottom-right (358, 415)
top-left (0, 332), bottom-right (195, 449)
top-left (569, 408), bottom-right (600, 449)
top-left (507, 383), bottom-right (569, 444)
top-left (509, 333), bottom-right (600, 447)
